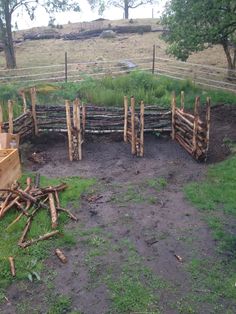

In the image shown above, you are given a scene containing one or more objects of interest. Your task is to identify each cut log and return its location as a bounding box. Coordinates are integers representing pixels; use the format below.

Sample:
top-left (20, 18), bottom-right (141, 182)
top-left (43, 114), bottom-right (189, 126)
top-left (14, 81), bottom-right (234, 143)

top-left (55, 249), bottom-right (67, 263)
top-left (48, 192), bottom-right (58, 229)
top-left (9, 256), bottom-right (16, 276)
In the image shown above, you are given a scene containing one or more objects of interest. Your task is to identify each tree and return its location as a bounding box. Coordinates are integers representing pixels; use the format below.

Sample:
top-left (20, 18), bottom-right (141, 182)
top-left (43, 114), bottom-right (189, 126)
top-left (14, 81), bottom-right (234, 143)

top-left (161, 0), bottom-right (236, 78)
top-left (0, 1), bottom-right (80, 69)
top-left (88, 0), bottom-right (157, 19)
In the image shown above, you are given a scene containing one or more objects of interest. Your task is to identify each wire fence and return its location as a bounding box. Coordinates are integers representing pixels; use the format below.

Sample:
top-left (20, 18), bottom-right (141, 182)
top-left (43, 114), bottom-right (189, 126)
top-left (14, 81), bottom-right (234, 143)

top-left (0, 52), bottom-right (235, 94)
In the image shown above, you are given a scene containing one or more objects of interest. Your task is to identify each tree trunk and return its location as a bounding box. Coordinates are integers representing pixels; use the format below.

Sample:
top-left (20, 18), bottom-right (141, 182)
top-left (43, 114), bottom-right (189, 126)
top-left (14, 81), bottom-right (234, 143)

top-left (222, 42), bottom-right (236, 80)
top-left (3, 3), bottom-right (16, 69)
top-left (124, 0), bottom-right (129, 19)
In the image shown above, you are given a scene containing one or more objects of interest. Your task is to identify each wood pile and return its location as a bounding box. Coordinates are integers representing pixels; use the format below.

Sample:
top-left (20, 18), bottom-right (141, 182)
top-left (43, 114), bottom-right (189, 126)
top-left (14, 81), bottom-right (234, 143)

top-left (0, 175), bottom-right (77, 249)
top-left (172, 92), bottom-right (210, 161)
top-left (63, 25), bottom-right (152, 40)
top-left (0, 175), bottom-right (76, 276)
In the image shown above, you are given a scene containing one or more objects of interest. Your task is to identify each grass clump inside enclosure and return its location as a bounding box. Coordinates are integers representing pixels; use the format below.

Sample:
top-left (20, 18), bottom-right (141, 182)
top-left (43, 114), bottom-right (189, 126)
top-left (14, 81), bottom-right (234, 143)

top-left (0, 174), bottom-right (95, 295)
top-left (1, 71), bottom-right (236, 120)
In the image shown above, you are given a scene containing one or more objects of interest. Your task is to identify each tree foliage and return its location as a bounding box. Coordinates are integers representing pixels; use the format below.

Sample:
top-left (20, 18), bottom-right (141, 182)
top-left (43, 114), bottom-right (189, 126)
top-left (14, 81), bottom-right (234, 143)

top-left (0, 0), bottom-right (80, 68)
top-left (88, 0), bottom-right (157, 19)
top-left (161, 0), bottom-right (236, 75)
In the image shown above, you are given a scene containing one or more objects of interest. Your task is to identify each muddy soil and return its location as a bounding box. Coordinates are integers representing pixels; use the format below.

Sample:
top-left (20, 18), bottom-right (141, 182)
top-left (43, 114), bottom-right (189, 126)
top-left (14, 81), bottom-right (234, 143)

top-left (1, 105), bottom-right (236, 314)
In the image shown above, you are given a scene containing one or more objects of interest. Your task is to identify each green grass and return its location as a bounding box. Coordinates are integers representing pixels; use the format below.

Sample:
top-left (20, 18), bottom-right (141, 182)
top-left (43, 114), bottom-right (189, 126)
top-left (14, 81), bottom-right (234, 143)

top-left (47, 295), bottom-right (72, 314)
top-left (146, 177), bottom-right (168, 190)
top-left (184, 154), bottom-right (236, 312)
top-left (185, 155), bottom-right (236, 214)
top-left (79, 226), bottom-right (167, 313)
top-left (0, 174), bottom-right (95, 291)
top-left (1, 71), bottom-right (236, 121)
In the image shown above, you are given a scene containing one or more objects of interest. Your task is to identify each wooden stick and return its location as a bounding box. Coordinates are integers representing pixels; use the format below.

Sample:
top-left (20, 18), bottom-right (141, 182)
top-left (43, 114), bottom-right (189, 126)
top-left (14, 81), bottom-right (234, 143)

top-left (205, 97), bottom-right (211, 160)
top-left (65, 100), bottom-right (73, 161)
top-left (54, 191), bottom-right (60, 208)
top-left (8, 100), bottom-right (14, 134)
top-left (193, 96), bottom-right (200, 154)
top-left (57, 207), bottom-right (78, 221)
top-left (131, 96), bottom-right (136, 155)
top-left (55, 249), bottom-right (67, 263)
top-left (82, 103), bottom-right (86, 137)
top-left (31, 87), bottom-right (38, 136)
top-left (0, 103), bottom-right (3, 133)
top-left (139, 101), bottom-right (144, 157)
top-left (77, 101), bottom-right (82, 161)
top-left (19, 230), bottom-right (59, 248)
top-left (48, 192), bottom-right (58, 229)
top-left (180, 91), bottom-right (185, 111)
top-left (21, 91), bottom-right (27, 113)
top-left (171, 93), bottom-right (176, 140)
top-left (124, 96), bottom-right (128, 143)
top-left (6, 213), bottom-right (24, 230)
top-left (9, 257), bottom-right (16, 276)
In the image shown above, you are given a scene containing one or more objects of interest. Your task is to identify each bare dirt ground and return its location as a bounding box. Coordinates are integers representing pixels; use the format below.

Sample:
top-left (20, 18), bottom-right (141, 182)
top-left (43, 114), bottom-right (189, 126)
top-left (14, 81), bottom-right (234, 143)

top-left (1, 105), bottom-right (236, 313)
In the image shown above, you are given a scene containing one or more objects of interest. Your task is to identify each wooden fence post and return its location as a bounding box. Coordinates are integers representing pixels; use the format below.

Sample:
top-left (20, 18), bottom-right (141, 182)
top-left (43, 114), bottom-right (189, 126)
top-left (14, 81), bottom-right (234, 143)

top-left (205, 97), bottom-right (211, 160)
top-left (31, 87), bottom-right (38, 136)
top-left (171, 93), bottom-right (176, 140)
top-left (180, 91), bottom-right (185, 111)
top-left (0, 104), bottom-right (3, 133)
top-left (140, 101), bottom-right (144, 157)
top-left (8, 100), bottom-right (14, 134)
top-left (82, 103), bottom-right (86, 137)
top-left (21, 91), bottom-right (27, 113)
top-left (131, 96), bottom-right (136, 155)
top-left (124, 96), bottom-right (128, 142)
top-left (192, 96), bottom-right (200, 155)
top-left (65, 52), bottom-right (68, 83)
top-left (152, 44), bottom-right (156, 74)
top-left (65, 100), bottom-right (73, 161)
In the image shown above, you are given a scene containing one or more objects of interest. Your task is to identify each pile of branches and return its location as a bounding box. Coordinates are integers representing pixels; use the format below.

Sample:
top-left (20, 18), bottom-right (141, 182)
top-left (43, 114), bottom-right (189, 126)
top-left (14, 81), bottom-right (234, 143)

top-left (0, 175), bottom-right (77, 274)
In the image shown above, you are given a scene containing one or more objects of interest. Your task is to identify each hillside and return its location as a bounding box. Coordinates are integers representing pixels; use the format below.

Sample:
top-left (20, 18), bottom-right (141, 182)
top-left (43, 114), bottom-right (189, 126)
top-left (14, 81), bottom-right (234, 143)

top-left (0, 18), bottom-right (226, 69)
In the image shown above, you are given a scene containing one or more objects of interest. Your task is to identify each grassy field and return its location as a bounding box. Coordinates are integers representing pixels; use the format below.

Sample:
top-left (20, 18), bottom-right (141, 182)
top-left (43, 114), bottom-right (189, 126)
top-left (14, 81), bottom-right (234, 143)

top-left (1, 18), bottom-right (226, 69)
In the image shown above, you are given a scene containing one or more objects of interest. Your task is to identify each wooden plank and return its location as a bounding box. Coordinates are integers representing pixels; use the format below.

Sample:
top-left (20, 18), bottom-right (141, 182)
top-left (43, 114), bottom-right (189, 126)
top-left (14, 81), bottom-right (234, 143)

top-left (31, 87), bottom-right (38, 136)
top-left (65, 100), bottom-right (73, 161)
top-left (0, 149), bottom-right (21, 191)
top-left (140, 101), bottom-right (144, 157)
top-left (8, 100), bottom-right (14, 134)
top-left (131, 96), bottom-right (136, 155)
top-left (124, 96), bottom-right (128, 143)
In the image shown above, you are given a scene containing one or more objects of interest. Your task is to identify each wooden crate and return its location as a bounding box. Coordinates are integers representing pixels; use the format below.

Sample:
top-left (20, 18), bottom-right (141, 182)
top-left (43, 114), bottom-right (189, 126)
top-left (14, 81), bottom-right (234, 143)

top-left (0, 149), bottom-right (21, 190)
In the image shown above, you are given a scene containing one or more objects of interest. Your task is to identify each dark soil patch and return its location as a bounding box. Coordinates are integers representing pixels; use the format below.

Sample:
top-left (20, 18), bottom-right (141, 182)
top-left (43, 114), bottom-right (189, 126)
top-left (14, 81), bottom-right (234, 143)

top-left (1, 104), bottom-right (236, 313)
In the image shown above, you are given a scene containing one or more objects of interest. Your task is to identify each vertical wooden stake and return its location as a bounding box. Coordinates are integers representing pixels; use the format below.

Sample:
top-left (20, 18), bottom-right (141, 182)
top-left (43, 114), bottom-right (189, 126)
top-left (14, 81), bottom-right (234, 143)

top-left (21, 91), bottom-right (27, 113)
top-left (0, 103), bottom-right (3, 133)
top-left (65, 100), bottom-right (73, 161)
top-left (31, 87), bottom-right (38, 136)
top-left (171, 93), bottom-right (176, 140)
top-left (82, 103), bottom-right (86, 136)
top-left (140, 101), bottom-right (144, 157)
top-left (8, 100), bottom-right (14, 134)
top-left (65, 52), bottom-right (68, 83)
top-left (77, 101), bottom-right (82, 161)
top-left (205, 97), bottom-right (211, 160)
top-left (131, 96), bottom-right (136, 155)
top-left (193, 96), bottom-right (200, 155)
top-left (124, 96), bottom-right (128, 142)
top-left (180, 91), bottom-right (185, 111)
top-left (152, 44), bottom-right (156, 74)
